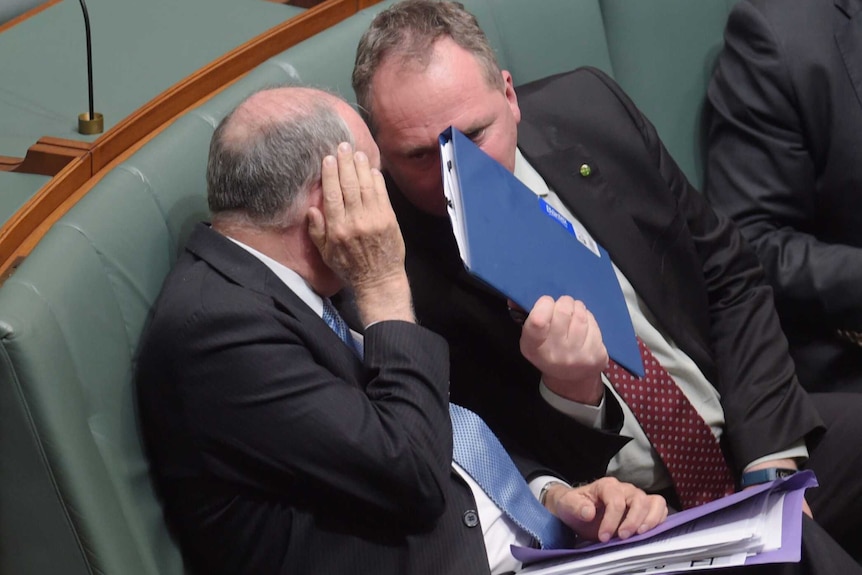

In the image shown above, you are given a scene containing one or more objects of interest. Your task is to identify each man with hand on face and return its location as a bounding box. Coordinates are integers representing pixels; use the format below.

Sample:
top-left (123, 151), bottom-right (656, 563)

top-left (351, 0), bottom-right (862, 566)
top-left (135, 86), bottom-right (668, 575)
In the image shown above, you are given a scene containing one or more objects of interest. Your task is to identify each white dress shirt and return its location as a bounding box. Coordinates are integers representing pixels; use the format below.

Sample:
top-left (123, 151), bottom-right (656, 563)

top-left (513, 150), bottom-right (807, 493)
top-left (226, 234), bottom-right (554, 574)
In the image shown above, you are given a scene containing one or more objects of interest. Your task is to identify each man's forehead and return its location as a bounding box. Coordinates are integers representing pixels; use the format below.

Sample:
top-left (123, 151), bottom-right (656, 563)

top-left (372, 40), bottom-right (494, 111)
top-left (372, 77), bottom-right (497, 148)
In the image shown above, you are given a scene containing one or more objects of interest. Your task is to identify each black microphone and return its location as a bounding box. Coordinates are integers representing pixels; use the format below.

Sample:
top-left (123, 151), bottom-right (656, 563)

top-left (77, 0), bottom-right (103, 134)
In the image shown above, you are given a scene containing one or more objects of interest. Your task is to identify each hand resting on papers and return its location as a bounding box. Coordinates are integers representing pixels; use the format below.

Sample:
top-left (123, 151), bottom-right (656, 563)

top-left (544, 477), bottom-right (668, 543)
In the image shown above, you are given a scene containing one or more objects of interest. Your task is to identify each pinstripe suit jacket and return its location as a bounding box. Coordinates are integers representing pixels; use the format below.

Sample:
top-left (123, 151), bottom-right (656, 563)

top-left (136, 223), bottom-right (495, 575)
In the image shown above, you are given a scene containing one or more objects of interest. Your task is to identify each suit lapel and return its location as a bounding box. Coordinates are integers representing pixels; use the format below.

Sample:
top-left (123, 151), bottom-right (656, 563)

top-left (184, 224), bottom-right (363, 378)
top-left (517, 121), bottom-right (675, 337)
top-left (185, 223), bottom-right (312, 316)
top-left (835, 0), bottom-right (862, 110)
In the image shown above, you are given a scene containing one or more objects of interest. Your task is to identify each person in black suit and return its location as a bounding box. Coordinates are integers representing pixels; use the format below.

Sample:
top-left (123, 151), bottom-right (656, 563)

top-left (135, 86), bottom-right (671, 575)
top-left (351, 0), bottom-right (862, 563)
top-left (704, 0), bottom-right (862, 394)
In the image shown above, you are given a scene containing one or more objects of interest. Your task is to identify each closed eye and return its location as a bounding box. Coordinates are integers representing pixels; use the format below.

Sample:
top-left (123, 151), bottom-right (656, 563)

top-left (407, 148), bottom-right (439, 163)
top-left (464, 128), bottom-right (486, 143)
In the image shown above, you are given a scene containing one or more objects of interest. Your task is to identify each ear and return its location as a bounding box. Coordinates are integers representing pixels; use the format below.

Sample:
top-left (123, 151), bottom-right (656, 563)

top-left (306, 179), bottom-right (324, 210)
top-left (299, 180), bottom-right (325, 234)
top-left (501, 70), bottom-right (521, 125)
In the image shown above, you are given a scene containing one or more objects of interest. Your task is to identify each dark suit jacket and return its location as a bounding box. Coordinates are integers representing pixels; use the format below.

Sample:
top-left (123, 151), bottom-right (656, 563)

top-left (705, 0), bottom-right (862, 392)
top-left (136, 224), bottom-right (494, 575)
top-left (392, 67), bottom-right (824, 494)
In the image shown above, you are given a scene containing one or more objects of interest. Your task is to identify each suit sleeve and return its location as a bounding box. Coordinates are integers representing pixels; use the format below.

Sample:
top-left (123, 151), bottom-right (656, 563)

top-left (705, 0), bottom-right (862, 329)
top-left (583, 68), bottom-right (823, 469)
top-left (169, 289), bottom-right (452, 528)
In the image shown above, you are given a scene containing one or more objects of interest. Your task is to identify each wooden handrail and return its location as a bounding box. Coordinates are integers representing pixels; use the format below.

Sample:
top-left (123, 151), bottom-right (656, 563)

top-left (0, 153), bottom-right (92, 275)
top-left (0, 0), bottom-right (62, 35)
top-left (90, 0), bottom-right (361, 172)
top-left (0, 0), bottom-right (382, 281)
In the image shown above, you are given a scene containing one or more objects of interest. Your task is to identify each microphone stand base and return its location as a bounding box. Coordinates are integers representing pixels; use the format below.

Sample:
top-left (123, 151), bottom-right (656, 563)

top-left (78, 112), bottom-right (104, 135)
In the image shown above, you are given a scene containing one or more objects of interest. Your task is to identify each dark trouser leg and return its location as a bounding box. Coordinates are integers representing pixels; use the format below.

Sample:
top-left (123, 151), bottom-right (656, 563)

top-left (803, 393), bottom-right (862, 560)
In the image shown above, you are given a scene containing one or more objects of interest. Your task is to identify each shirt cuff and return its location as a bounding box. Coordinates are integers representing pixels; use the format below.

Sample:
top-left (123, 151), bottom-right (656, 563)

top-left (539, 377), bottom-right (608, 429)
top-left (529, 475), bottom-right (570, 502)
top-left (743, 441), bottom-right (809, 472)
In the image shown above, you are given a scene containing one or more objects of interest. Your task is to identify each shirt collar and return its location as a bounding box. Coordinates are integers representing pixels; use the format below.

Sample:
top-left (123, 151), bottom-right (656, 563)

top-left (226, 235), bottom-right (324, 318)
top-left (514, 147), bottom-right (552, 198)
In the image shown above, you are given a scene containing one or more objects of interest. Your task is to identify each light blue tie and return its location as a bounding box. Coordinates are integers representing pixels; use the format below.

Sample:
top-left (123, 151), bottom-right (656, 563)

top-left (449, 404), bottom-right (573, 549)
top-left (322, 298), bottom-right (363, 358)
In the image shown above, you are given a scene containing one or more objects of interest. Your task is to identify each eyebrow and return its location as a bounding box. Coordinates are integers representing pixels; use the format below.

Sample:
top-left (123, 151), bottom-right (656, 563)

top-left (400, 120), bottom-right (490, 157)
top-left (459, 118), bottom-right (491, 136)
top-left (402, 143), bottom-right (438, 158)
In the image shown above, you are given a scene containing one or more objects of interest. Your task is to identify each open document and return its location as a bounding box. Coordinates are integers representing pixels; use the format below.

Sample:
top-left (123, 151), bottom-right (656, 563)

top-left (512, 471), bottom-right (816, 575)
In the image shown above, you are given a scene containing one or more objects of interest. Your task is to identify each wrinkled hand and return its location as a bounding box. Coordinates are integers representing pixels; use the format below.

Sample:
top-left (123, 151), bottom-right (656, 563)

top-left (544, 477), bottom-right (668, 542)
top-left (308, 142), bottom-right (413, 324)
top-left (519, 296), bottom-right (608, 405)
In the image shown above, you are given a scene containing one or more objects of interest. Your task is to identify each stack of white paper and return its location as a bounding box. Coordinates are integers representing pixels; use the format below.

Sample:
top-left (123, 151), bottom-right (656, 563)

top-left (513, 471), bottom-right (815, 575)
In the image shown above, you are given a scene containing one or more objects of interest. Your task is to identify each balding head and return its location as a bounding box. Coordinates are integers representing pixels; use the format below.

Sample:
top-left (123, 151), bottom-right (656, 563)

top-left (207, 87), bottom-right (360, 230)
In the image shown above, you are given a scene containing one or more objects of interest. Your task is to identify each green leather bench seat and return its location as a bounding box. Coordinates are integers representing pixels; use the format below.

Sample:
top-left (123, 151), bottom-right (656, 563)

top-left (0, 48), bottom-right (307, 575)
top-left (0, 118), bottom-right (210, 575)
top-left (0, 172), bottom-right (50, 228)
top-left (601, 0), bottom-right (738, 189)
top-left (0, 1), bottom-right (736, 573)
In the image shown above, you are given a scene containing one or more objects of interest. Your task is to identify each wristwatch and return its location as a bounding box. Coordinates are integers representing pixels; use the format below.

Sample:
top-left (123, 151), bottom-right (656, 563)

top-left (539, 481), bottom-right (569, 507)
top-left (739, 467), bottom-right (797, 489)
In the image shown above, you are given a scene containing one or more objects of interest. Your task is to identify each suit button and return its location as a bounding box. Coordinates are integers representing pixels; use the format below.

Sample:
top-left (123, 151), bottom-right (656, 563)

top-left (463, 509), bottom-right (479, 527)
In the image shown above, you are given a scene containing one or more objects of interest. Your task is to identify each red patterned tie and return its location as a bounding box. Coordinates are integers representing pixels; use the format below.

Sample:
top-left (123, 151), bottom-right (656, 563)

top-left (604, 337), bottom-right (735, 509)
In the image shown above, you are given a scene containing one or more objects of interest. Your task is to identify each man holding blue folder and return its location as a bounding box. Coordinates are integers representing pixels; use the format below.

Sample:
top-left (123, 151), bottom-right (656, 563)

top-left (137, 86), bottom-right (670, 575)
top-left (352, 0), bottom-right (862, 564)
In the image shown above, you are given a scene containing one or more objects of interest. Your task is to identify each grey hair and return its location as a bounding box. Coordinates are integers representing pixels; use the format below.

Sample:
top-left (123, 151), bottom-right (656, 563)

top-left (207, 91), bottom-right (353, 229)
top-left (352, 0), bottom-right (503, 131)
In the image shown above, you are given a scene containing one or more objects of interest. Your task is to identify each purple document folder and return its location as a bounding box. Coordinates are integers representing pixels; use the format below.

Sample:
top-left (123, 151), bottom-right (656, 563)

top-left (513, 470), bottom-right (816, 566)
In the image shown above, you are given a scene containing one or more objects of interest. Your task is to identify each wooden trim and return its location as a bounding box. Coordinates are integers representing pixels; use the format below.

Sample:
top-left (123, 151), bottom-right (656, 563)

top-left (0, 156), bottom-right (22, 170)
top-left (0, 0), bottom-right (62, 35)
top-left (0, 137), bottom-right (92, 175)
top-left (91, 0), bottom-right (357, 172)
top-left (0, 0), bottom-right (374, 277)
top-left (0, 114), bottom-right (176, 285)
top-left (0, 152), bottom-right (92, 273)
top-left (267, 0), bottom-right (327, 7)
top-left (0, 255), bottom-right (25, 286)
